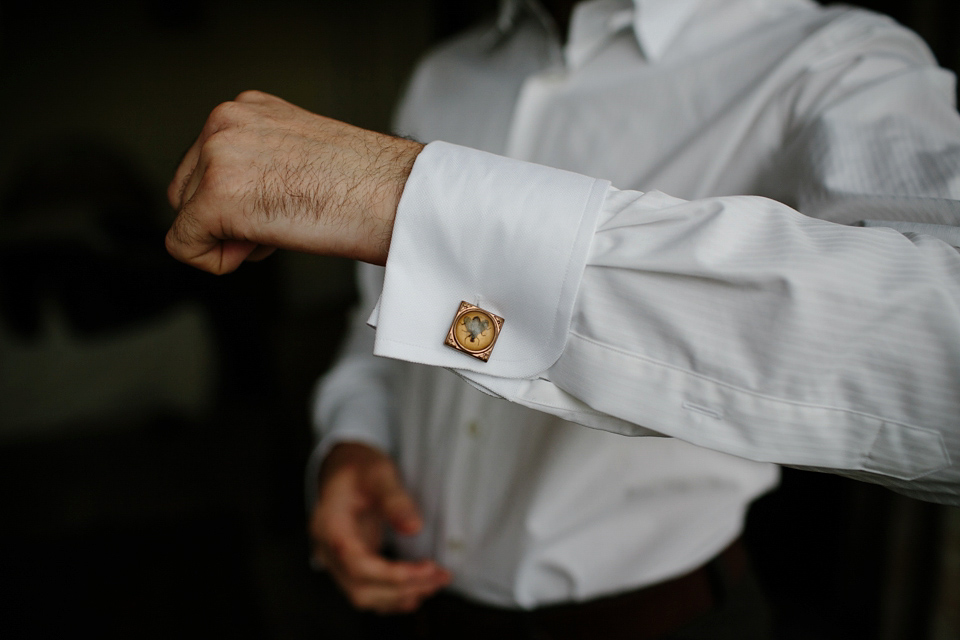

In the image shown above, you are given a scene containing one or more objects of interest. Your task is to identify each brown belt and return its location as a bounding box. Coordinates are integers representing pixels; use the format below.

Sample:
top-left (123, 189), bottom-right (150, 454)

top-left (413, 539), bottom-right (749, 640)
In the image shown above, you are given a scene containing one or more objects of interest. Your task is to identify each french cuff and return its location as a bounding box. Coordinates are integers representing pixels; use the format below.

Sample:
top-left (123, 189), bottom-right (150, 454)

top-left (369, 141), bottom-right (609, 378)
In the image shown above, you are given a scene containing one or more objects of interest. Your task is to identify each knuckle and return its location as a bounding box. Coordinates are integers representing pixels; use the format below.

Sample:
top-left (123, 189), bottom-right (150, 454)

top-left (208, 101), bottom-right (234, 124)
top-left (207, 101), bottom-right (246, 130)
top-left (200, 132), bottom-right (230, 160)
top-left (195, 162), bottom-right (233, 200)
top-left (197, 160), bottom-right (222, 187)
top-left (235, 89), bottom-right (266, 102)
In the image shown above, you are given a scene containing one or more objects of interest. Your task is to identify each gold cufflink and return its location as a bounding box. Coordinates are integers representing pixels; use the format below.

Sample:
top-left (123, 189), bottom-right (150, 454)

top-left (444, 301), bottom-right (504, 362)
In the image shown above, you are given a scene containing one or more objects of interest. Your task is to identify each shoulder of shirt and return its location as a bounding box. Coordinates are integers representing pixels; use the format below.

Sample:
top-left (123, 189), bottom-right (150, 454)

top-left (789, 5), bottom-right (940, 70)
top-left (413, 7), bottom-right (939, 72)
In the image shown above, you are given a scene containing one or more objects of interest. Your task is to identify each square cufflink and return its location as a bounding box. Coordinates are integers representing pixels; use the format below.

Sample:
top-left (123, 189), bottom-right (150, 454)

top-left (444, 301), bottom-right (504, 362)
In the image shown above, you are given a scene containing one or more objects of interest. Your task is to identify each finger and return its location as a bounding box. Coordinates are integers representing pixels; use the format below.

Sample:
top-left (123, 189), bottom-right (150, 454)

top-left (349, 551), bottom-right (441, 585)
top-left (168, 138), bottom-right (203, 209)
top-left (165, 204), bottom-right (212, 264)
top-left (332, 562), bottom-right (449, 614)
top-left (381, 489), bottom-right (422, 535)
top-left (165, 206), bottom-right (255, 275)
top-left (325, 534), bottom-right (448, 588)
top-left (220, 240), bottom-right (261, 269)
top-left (169, 97), bottom-right (251, 210)
top-left (177, 152), bottom-right (207, 210)
top-left (393, 587), bottom-right (435, 614)
top-left (344, 581), bottom-right (441, 614)
top-left (314, 527), bottom-right (451, 612)
top-left (246, 245), bottom-right (277, 262)
top-left (380, 579), bottom-right (448, 613)
top-left (165, 146), bottom-right (255, 275)
top-left (369, 470), bottom-right (422, 535)
top-left (320, 548), bottom-right (450, 591)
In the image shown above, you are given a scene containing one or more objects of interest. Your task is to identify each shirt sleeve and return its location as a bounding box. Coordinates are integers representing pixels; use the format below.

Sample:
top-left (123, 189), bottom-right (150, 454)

top-left (370, 138), bottom-right (960, 506)
top-left (369, 16), bottom-right (960, 506)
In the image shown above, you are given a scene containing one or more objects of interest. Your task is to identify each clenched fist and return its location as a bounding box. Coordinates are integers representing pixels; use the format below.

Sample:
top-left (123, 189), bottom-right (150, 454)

top-left (166, 90), bottom-right (423, 273)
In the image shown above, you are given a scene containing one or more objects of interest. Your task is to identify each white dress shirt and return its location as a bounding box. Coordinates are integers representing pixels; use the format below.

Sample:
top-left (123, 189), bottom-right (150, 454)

top-left (313, 0), bottom-right (960, 609)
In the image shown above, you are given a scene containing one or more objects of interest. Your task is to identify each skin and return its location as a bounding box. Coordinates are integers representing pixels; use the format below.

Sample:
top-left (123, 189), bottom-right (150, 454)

top-left (166, 91), bottom-right (438, 613)
top-left (166, 90), bottom-right (421, 273)
top-left (166, 91), bottom-right (441, 613)
top-left (309, 443), bottom-right (451, 613)
top-left (166, 5), bottom-right (574, 617)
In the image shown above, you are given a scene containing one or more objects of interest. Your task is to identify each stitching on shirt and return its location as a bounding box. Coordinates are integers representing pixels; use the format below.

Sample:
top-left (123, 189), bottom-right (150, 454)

top-left (862, 422), bottom-right (951, 479)
top-left (566, 329), bottom-right (935, 433)
top-left (511, 394), bottom-right (616, 420)
top-left (682, 401), bottom-right (724, 421)
top-left (543, 178), bottom-right (609, 363)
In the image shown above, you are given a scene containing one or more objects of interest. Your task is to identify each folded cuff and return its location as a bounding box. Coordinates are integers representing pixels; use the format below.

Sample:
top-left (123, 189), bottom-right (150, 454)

top-left (370, 141), bottom-right (609, 378)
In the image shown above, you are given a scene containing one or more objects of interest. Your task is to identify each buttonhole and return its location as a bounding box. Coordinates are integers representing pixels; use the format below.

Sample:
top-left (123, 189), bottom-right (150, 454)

top-left (682, 401), bottom-right (724, 421)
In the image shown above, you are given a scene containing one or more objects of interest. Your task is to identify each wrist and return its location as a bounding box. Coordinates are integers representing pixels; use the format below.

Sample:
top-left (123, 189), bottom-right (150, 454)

top-left (367, 136), bottom-right (424, 265)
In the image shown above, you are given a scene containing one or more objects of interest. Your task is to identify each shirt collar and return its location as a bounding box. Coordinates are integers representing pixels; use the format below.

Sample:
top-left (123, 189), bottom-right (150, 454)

top-left (632, 0), bottom-right (704, 60)
top-left (497, 0), bottom-right (704, 62)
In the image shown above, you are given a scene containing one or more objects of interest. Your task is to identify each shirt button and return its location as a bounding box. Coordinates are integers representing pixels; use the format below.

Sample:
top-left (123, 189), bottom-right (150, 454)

top-left (446, 538), bottom-right (465, 553)
top-left (467, 421), bottom-right (480, 437)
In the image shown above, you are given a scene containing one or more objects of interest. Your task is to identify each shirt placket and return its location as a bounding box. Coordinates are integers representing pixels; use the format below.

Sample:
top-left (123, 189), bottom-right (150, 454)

top-left (436, 387), bottom-right (488, 571)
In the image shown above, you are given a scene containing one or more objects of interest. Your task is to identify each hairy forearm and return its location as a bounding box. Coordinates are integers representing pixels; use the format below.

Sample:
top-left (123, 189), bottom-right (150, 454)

top-left (166, 90), bottom-right (422, 273)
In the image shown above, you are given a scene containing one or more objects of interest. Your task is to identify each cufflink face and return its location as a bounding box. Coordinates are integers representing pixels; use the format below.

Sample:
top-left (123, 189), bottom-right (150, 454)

top-left (444, 301), bottom-right (504, 362)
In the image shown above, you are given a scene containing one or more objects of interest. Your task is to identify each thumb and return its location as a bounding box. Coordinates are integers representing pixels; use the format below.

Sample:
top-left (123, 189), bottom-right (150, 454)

top-left (165, 208), bottom-right (256, 275)
top-left (374, 472), bottom-right (423, 535)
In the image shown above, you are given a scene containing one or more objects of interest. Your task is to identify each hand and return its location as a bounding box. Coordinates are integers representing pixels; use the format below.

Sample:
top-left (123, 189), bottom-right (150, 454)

top-left (166, 90), bottom-right (423, 274)
top-left (309, 442), bottom-right (451, 614)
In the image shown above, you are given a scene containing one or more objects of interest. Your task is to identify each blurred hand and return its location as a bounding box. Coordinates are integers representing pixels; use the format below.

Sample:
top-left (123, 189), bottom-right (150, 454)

top-left (166, 90), bottom-right (423, 274)
top-left (310, 442), bottom-right (451, 614)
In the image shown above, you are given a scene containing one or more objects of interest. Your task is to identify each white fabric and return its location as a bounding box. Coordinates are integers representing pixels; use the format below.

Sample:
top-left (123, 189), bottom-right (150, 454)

top-left (313, 0), bottom-right (960, 609)
top-left (373, 145), bottom-right (609, 377)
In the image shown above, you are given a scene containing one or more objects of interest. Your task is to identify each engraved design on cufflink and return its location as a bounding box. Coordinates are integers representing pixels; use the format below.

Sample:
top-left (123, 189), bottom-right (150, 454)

top-left (444, 301), bottom-right (504, 362)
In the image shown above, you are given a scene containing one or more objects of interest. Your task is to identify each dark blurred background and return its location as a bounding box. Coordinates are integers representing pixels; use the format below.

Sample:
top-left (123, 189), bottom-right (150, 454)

top-left (0, 1), bottom-right (957, 638)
